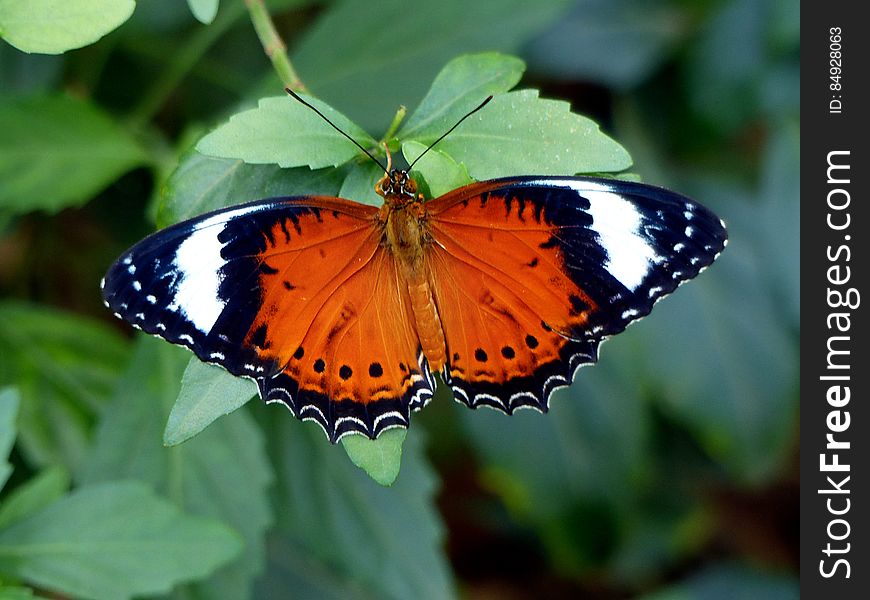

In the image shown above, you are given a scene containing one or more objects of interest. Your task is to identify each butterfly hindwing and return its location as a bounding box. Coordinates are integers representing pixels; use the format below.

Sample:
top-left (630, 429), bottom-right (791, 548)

top-left (425, 176), bottom-right (727, 412)
top-left (102, 196), bottom-right (433, 441)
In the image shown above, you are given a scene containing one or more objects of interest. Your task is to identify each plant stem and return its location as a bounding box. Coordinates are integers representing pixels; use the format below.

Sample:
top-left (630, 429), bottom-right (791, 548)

top-left (245, 0), bottom-right (306, 91)
top-left (382, 105), bottom-right (407, 142)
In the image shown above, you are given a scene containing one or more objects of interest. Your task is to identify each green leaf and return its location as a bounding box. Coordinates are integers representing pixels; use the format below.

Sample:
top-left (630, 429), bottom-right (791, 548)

top-left (80, 337), bottom-right (274, 600)
top-left (196, 95), bottom-right (376, 169)
top-left (187, 0), bottom-right (219, 25)
top-left (0, 481), bottom-right (242, 600)
top-left (0, 95), bottom-right (147, 215)
top-left (341, 429), bottom-right (406, 487)
top-left (292, 0), bottom-right (572, 132)
top-left (638, 563), bottom-right (799, 600)
top-left (0, 388), bottom-right (19, 491)
top-left (336, 161), bottom-right (385, 207)
top-left (158, 150), bottom-right (346, 227)
top-left (164, 358), bottom-right (256, 446)
top-left (0, 302), bottom-right (130, 472)
top-left (408, 90), bottom-right (632, 180)
top-left (398, 52), bottom-right (526, 140)
top-left (402, 141), bottom-right (473, 198)
top-left (262, 418), bottom-right (455, 599)
top-left (0, 0), bottom-right (135, 55)
top-left (0, 466), bottom-right (69, 530)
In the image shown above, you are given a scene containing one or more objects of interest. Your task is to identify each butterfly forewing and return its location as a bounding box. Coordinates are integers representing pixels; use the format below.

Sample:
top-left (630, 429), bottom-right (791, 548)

top-left (425, 176), bottom-right (727, 412)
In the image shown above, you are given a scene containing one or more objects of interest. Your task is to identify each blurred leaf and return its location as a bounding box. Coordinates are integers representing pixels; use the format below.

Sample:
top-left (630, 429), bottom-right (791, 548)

top-left (0, 481), bottom-right (241, 600)
top-left (424, 90), bottom-right (631, 179)
top-left (638, 563), bottom-right (799, 600)
top-left (461, 340), bottom-right (652, 573)
top-left (0, 388), bottom-right (18, 491)
top-left (525, 0), bottom-right (688, 89)
top-left (464, 339), bottom-right (648, 517)
top-left (341, 429), bottom-right (407, 487)
top-left (686, 0), bottom-right (766, 134)
top-left (262, 418), bottom-right (455, 599)
top-left (0, 95), bottom-right (147, 215)
top-left (398, 52), bottom-right (525, 140)
top-left (610, 500), bottom-right (713, 584)
top-left (80, 337), bottom-right (273, 600)
top-left (164, 358), bottom-right (256, 446)
top-left (293, 0), bottom-right (572, 131)
top-left (196, 95), bottom-right (376, 169)
top-left (403, 141), bottom-right (473, 198)
top-left (0, 302), bottom-right (130, 472)
top-left (188, 0), bottom-right (219, 25)
top-left (0, 45), bottom-right (63, 93)
top-left (0, 466), bottom-right (69, 530)
top-left (0, 585), bottom-right (34, 599)
top-left (756, 120), bottom-right (799, 326)
top-left (631, 181), bottom-right (797, 481)
top-left (256, 532), bottom-right (372, 600)
top-left (0, 0), bottom-right (135, 54)
top-left (158, 151), bottom-right (346, 226)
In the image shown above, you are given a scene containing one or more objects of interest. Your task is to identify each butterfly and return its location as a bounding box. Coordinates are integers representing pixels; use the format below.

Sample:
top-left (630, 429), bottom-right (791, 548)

top-left (102, 95), bottom-right (727, 443)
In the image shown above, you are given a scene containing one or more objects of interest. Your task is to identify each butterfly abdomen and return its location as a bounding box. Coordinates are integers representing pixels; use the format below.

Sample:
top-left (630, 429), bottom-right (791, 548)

top-left (406, 276), bottom-right (447, 373)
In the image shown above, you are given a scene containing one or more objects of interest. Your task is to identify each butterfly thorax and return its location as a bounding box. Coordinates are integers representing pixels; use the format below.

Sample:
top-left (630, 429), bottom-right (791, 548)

top-left (376, 169), bottom-right (429, 274)
top-left (376, 169), bottom-right (447, 372)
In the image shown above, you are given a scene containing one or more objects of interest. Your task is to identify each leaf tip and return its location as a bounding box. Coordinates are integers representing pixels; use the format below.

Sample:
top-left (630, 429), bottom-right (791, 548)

top-left (341, 428), bottom-right (408, 486)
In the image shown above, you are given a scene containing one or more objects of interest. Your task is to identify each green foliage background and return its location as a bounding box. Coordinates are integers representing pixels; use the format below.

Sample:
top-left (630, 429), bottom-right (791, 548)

top-left (0, 0), bottom-right (798, 598)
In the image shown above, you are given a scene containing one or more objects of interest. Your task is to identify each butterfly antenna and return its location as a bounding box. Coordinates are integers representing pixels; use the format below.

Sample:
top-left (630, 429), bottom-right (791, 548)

top-left (408, 95), bottom-right (493, 170)
top-left (285, 88), bottom-right (388, 174)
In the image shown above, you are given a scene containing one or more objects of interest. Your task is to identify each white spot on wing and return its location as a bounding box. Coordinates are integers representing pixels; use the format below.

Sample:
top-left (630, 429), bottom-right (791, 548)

top-left (169, 205), bottom-right (279, 334)
top-left (582, 186), bottom-right (657, 291)
top-left (171, 220), bottom-right (229, 334)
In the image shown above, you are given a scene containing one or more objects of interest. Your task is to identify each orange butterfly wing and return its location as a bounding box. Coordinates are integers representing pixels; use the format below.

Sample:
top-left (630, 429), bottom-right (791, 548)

top-left (102, 197), bottom-right (433, 441)
top-left (424, 177), bottom-right (727, 412)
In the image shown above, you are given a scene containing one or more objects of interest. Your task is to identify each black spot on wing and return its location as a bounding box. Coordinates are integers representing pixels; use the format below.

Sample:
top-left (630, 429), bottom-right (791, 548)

top-left (250, 323), bottom-right (270, 349)
top-left (450, 337), bottom-right (600, 414)
top-left (258, 356), bottom-right (436, 443)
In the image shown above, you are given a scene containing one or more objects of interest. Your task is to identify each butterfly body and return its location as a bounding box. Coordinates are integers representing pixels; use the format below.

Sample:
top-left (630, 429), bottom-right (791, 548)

top-left (377, 169), bottom-right (448, 373)
top-left (103, 175), bottom-right (727, 442)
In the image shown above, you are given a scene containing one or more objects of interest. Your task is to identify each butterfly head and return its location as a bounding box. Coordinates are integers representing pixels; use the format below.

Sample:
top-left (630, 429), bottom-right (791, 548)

top-left (376, 169), bottom-right (419, 205)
